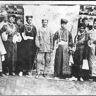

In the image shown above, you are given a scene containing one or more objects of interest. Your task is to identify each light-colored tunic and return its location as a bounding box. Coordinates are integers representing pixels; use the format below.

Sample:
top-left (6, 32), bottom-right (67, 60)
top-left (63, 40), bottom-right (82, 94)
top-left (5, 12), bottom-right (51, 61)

top-left (35, 26), bottom-right (53, 74)
top-left (36, 27), bottom-right (53, 52)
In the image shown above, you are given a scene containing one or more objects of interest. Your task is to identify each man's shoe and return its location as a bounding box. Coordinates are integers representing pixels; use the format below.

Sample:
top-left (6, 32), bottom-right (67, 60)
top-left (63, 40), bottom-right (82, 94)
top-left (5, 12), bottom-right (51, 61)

top-left (12, 72), bottom-right (15, 76)
top-left (80, 77), bottom-right (84, 81)
top-left (19, 72), bottom-right (23, 76)
top-left (68, 76), bottom-right (77, 81)
top-left (35, 74), bottom-right (40, 79)
top-left (54, 77), bottom-right (60, 80)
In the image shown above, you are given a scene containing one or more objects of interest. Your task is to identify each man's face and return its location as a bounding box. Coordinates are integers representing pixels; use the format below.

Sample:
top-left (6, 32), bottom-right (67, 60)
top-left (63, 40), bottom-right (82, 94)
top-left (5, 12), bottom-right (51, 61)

top-left (17, 19), bottom-right (21, 25)
top-left (61, 23), bottom-right (66, 29)
top-left (84, 20), bottom-right (89, 26)
top-left (93, 22), bottom-right (96, 29)
top-left (80, 27), bottom-right (85, 33)
top-left (27, 18), bottom-right (32, 24)
top-left (42, 20), bottom-right (48, 28)
top-left (9, 17), bottom-right (15, 23)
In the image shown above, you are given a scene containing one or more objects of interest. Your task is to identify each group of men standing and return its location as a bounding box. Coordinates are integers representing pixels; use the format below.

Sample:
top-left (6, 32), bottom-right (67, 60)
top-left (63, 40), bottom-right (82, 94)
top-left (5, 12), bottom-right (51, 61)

top-left (0, 14), bottom-right (54, 77)
top-left (1, 13), bottom-right (96, 82)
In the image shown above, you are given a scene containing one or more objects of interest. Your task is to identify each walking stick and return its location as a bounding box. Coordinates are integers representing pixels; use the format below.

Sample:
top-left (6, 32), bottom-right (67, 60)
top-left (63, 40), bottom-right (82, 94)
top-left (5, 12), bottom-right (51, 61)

top-left (32, 47), bottom-right (39, 75)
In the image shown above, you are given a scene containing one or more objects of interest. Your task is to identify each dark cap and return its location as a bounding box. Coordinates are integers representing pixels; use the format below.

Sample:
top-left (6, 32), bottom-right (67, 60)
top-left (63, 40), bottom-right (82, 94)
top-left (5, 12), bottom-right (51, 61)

top-left (26, 16), bottom-right (33, 19)
top-left (16, 17), bottom-right (23, 22)
top-left (82, 17), bottom-right (88, 23)
top-left (42, 19), bottom-right (48, 22)
top-left (93, 18), bottom-right (96, 23)
top-left (8, 15), bottom-right (16, 19)
top-left (78, 23), bottom-right (86, 29)
top-left (61, 18), bottom-right (68, 24)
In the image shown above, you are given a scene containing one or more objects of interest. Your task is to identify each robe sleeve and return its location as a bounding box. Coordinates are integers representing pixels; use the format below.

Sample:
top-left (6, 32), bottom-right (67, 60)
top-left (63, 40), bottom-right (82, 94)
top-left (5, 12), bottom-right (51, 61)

top-left (35, 29), bottom-right (40, 48)
top-left (50, 31), bottom-right (54, 50)
top-left (0, 25), bottom-right (7, 54)
top-left (33, 26), bottom-right (37, 39)
top-left (53, 31), bottom-right (59, 48)
top-left (68, 32), bottom-right (73, 48)
top-left (0, 25), bottom-right (7, 34)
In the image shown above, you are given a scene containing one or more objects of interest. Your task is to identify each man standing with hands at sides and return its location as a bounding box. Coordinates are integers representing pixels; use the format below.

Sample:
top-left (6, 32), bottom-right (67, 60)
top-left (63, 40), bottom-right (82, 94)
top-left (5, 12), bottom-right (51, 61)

top-left (53, 19), bottom-right (73, 79)
top-left (22, 16), bottom-right (37, 77)
top-left (35, 19), bottom-right (53, 78)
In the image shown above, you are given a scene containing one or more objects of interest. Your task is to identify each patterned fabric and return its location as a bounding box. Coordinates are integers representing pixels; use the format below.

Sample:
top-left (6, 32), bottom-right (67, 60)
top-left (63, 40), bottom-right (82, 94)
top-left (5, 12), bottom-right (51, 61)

top-left (22, 24), bottom-right (37, 72)
top-left (53, 28), bottom-right (73, 77)
top-left (72, 31), bottom-right (89, 78)
top-left (88, 29), bottom-right (96, 76)
top-left (1, 23), bottom-right (18, 73)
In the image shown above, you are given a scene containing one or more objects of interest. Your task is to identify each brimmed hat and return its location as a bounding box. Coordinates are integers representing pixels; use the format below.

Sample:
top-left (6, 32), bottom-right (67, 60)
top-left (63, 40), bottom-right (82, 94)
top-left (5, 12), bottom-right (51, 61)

top-left (61, 18), bottom-right (68, 24)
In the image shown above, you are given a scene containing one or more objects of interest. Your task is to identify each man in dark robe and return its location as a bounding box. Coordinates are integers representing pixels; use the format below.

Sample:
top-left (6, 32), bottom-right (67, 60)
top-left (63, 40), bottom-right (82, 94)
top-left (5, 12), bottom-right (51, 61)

top-left (22, 16), bottom-right (37, 77)
top-left (53, 19), bottom-right (73, 79)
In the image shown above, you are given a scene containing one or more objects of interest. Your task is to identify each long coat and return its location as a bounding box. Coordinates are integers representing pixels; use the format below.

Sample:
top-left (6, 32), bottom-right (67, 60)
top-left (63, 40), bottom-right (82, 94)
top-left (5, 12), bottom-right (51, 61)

top-left (22, 24), bottom-right (37, 71)
top-left (53, 28), bottom-right (73, 77)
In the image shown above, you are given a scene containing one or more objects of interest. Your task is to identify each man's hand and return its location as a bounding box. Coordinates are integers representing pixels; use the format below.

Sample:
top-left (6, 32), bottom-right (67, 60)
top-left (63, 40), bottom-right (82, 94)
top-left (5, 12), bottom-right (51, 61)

top-left (72, 46), bottom-right (76, 52)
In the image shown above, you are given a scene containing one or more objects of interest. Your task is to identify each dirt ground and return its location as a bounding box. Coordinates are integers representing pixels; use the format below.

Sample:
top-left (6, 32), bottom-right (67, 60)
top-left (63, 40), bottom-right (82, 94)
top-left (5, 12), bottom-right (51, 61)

top-left (0, 75), bottom-right (96, 95)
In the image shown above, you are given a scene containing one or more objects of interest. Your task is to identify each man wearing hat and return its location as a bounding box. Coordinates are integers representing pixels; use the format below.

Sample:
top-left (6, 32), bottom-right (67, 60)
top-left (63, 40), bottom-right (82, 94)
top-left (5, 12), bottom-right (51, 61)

top-left (1, 15), bottom-right (22, 76)
top-left (22, 15), bottom-right (37, 77)
top-left (82, 17), bottom-right (90, 31)
top-left (53, 18), bottom-right (73, 79)
top-left (35, 19), bottom-right (53, 78)
top-left (69, 24), bottom-right (90, 81)
top-left (0, 14), bottom-right (7, 76)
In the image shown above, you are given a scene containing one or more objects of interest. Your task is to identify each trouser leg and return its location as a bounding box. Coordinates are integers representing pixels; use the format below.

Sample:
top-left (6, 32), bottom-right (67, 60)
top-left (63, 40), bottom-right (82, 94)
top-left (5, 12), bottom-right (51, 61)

top-left (43, 52), bottom-right (51, 75)
top-left (36, 53), bottom-right (44, 75)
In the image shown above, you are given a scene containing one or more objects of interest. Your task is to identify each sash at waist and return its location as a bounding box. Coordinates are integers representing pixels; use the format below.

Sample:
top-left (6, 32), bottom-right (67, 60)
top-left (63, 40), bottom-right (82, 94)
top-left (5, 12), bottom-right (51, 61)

top-left (58, 41), bottom-right (68, 46)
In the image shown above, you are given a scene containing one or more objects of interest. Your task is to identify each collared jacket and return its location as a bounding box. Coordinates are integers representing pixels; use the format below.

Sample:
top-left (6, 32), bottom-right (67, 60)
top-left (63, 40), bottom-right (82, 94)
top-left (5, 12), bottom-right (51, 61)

top-left (36, 26), bottom-right (53, 52)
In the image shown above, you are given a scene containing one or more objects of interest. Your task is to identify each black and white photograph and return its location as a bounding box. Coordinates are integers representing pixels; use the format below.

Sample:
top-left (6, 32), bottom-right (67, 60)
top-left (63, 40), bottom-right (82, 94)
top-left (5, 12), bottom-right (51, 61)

top-left (0, 1), bottom-right (96, 95)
